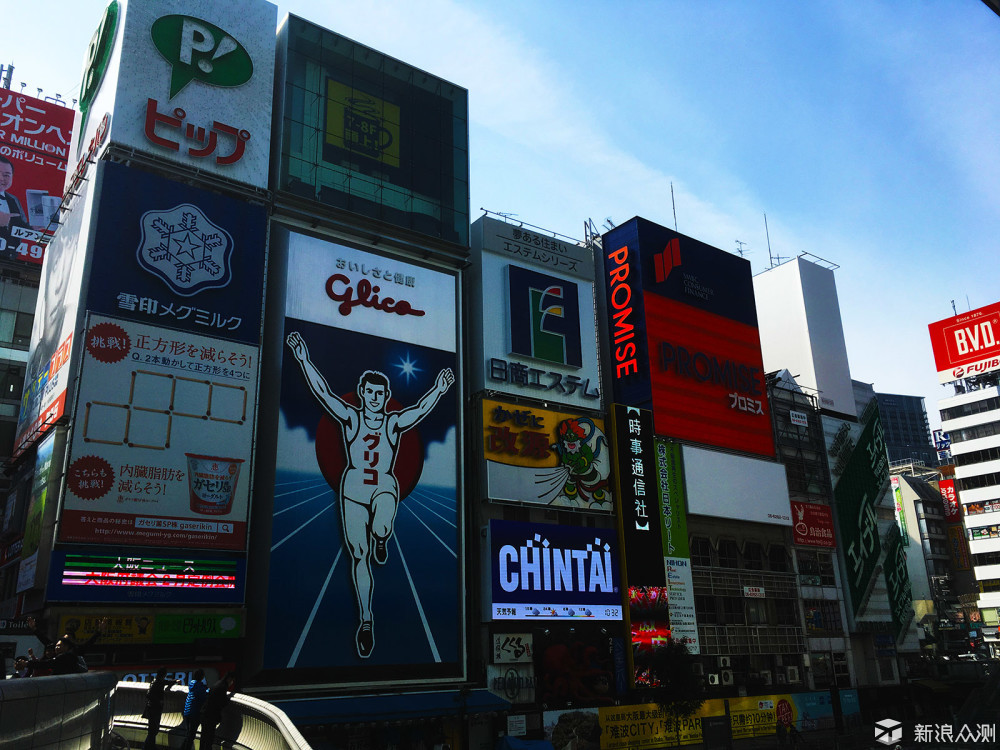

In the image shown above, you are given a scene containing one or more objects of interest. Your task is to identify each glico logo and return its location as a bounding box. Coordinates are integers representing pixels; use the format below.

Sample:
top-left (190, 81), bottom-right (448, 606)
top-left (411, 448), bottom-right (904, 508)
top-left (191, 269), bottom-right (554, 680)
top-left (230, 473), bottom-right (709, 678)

top-left (151, 15), bottom-right (254, 99)
top-left (498, 533), bottom-right (615, 594)
top-left (508, 265), bottom-right (582, 367)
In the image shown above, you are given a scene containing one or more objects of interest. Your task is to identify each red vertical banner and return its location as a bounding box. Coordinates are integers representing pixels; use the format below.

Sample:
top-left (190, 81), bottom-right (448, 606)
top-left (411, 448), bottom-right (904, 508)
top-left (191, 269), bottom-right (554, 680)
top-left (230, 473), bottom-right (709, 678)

top-left (0, 92), bottom-right (74, 264)
top-left (939, 479), bottom-right (961, 522)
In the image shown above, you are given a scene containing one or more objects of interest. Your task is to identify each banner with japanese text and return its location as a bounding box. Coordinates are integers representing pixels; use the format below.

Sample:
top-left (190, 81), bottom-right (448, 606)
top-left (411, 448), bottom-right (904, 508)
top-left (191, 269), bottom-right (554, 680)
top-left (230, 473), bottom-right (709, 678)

top-left (791, 501), bottom-right (836, 548)
top-left (481, 397), bottom-right (612, 511)
top-left (0, 91), bottom-right (74, 264)
top-left (264, 229), bottom-right (463, 687)
top-left (59, 314), bottom-right (257, 550)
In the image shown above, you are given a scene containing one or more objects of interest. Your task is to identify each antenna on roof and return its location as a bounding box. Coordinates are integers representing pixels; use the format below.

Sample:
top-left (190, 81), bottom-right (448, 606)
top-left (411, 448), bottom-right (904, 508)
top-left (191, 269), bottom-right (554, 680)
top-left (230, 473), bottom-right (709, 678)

top-left (951, 299), bottom-right (957, 316)
top-left (764, 213), bottom-right (788, 268)
top-left (671, 182), bottom-right (678, 231)
top-left (735, 240), bottom-right (749, 257)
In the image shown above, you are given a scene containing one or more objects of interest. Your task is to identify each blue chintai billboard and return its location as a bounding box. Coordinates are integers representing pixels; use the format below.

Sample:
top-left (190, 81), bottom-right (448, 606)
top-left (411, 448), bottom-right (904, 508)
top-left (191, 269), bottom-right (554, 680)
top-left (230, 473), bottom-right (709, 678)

top-left (488, 519), bottom-right (623, 622)
top-left (263, 229), bottom-right (463, 685)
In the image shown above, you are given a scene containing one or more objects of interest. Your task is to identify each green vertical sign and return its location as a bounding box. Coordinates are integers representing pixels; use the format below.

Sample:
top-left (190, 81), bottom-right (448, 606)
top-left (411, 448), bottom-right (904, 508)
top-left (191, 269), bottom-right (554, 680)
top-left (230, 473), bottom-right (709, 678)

top-left (655, 438), bottom-right (689, 558)
top-left (883, 524), bottom-right (913, 642)
top-left (834, 412), bottom-right (888, 616)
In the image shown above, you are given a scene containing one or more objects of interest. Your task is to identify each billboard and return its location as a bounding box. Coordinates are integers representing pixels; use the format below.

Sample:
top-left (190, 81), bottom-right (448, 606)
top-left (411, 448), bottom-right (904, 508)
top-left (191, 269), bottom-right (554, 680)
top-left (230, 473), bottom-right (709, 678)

top-left (470, 216), bottom-right (602, 410)
top-left (601, 218), bottom-right (774, 458)
top-left (46, 549), bottom-right (245, 604)
top-left (487, 520), bottom-right (622, 621)
top-left (17, 431), bottom-right (58, 593)
top-left (72, 0), bottom-right (276, 189)
top-left (832, 411), bottom-right (888, 617)
top-left (15, 160), bottom-right (100, 457)
top-left (611, 405), bottom-right (664, 584)
top-left (481, 398), bottom-right (612, 511)
top-left (939, 479), bottom-right (961, 522)
top-left (790, 501), bottom-right (836, 548)
top-left (655, 439), bottom-right (699, 654)
top-left (947, 525), bottom-right (971, 571)
top-left (59, 314), bottom-right (257, 550)
top-left (57, 611), bottom-right (242, 645)
top-left (277, 15), bottom-right (469, 244)
top-left (85, 161), bottom-right (267, 345)
top-left (928, 300), bottom-right (1000, 384)
top-left (883, 525), bottom-right (913, 643)
top-left (265, 230), bottom-right (462, 684)
top-left (0, 92), bottom-right (75, 264)
top-left (682, 445), bottom-right (792, 526)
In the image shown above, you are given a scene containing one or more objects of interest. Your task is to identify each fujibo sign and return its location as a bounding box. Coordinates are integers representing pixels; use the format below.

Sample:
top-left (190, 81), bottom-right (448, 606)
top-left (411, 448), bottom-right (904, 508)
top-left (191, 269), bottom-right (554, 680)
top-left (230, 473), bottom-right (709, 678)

top-left (488, 520), bottom-right (622, 621)
top-left (928, 300), bottom-right (1000, 384)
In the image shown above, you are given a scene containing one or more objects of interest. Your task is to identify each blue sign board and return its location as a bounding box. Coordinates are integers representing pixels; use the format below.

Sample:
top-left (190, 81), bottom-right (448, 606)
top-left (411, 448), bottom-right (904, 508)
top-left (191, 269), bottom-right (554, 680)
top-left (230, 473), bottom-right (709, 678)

top-left (488, 519), bottom-right (623, 621)
top-left (85, 161), bottom-right (266, 345)
top-left (46, 548), bottom-right (245, 605)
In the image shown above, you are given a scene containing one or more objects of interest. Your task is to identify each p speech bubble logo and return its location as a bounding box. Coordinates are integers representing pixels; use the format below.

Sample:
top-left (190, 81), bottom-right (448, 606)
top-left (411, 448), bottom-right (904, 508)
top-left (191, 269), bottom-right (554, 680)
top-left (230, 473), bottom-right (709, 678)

top-left (151, 15), bottom-right (253, 99)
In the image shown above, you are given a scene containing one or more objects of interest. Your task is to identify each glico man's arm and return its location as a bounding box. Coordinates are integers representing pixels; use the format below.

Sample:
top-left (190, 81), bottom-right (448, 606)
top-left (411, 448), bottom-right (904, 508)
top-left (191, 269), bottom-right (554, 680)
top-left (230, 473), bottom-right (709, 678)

top-left (285, 331), bottom-right (353, 423)
top-left (394, 367), bottom-right (454, 432)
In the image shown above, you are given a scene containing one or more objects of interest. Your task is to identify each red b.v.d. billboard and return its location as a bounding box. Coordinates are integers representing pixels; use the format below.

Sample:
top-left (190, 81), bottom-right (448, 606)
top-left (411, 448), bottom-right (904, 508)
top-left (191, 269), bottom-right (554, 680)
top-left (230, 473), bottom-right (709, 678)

top-left (928, 301), bottom-right (1000, 384)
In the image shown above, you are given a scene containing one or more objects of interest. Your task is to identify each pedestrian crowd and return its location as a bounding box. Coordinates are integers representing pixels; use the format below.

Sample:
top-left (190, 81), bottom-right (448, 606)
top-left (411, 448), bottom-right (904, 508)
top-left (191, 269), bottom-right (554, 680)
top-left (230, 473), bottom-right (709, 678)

top-left (6, 616), bottom-right (108, 678)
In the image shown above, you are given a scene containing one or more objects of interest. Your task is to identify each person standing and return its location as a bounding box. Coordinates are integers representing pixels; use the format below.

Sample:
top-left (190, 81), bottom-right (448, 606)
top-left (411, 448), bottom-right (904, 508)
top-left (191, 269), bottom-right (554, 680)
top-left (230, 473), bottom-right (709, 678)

top-left (199, 672), bottom-right (237, 749)
top-left (142, 668), bottom-right (180, 750)
top-left (179, 669), bottom-right (208, 750)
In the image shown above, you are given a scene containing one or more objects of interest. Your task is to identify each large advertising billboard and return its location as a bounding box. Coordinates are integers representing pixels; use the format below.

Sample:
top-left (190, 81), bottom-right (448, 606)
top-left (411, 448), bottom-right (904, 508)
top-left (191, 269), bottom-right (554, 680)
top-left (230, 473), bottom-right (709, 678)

top-left (85, 161), bottom-right (267, 345)
top-left (682, 445), bottom-right (791, 526)
top-left (470, 216), bottom-right (603, 410)
top-left (72, 0), bottom-right (276, 189)
top-left (832, 410), bottom-right (888, 617)
top-left (791, 501), bottom-right (836, 548)
top-left (59, 314), bottom-right (257, 550)
top-left (655, 439), bottom-right (699, 654)
top-left (601, 218), bottom-right (774, 458)
top-left (487, 520), bottom-right (622, 621)
top-left (928, 301), bottom-right (1000, 384)
top-left (0, 92), bottom-right (75, 264)
top-left (46, 548), bottom-right (245, 604)
top-left (15, 159), bottom-right (100, 457)
top-left (883, 525), bottom-right (913, 643)
top-left (265, 230), bottom-right (462, 684)
top-left (481, 398), bottom-right (612, 511)
top-left (277, 15), bottom-right (469, 244)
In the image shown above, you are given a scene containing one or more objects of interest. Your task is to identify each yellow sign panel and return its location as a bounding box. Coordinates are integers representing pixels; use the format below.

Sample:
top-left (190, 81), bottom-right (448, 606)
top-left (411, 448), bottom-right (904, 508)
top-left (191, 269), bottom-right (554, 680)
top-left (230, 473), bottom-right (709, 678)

top-left (325, 79), bottom-right (400, 167)
top-left (481, 398), bottom-right (612, 510)
top-left (58, 614), bottom-right (154, 645)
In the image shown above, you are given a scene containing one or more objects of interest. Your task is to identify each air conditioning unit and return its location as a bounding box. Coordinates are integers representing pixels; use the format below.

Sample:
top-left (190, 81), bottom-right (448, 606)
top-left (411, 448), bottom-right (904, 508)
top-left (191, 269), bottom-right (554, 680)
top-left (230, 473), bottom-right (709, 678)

top-left (777, 673), bottom-right (787, 685)
top-left (786, 666), bottom-right (801, 683)
top-left (692, 663), bottom-right (704, 676)
top-left (761, 670), bottom-right (773, 685)
top-left (708, 673), bottom-right (720, 685)
top-left (721, 670), bottom-right (734, 686)
top-left (718, 656), bottom-right (731, 669)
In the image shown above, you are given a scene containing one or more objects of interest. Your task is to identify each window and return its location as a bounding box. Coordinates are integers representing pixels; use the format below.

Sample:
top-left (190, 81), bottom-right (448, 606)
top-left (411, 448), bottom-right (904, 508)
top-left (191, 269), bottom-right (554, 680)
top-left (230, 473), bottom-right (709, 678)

top-left (695, 595), bottom-right (717, 625)
top-left (746, 598), bottom-right (768, 625)
top-left (691, 537), bottom-right (713, 567)
top-left (833, 652), bottom-right (850, 686)
top-left (941, 397), bottom-right (1000, 422)
top-left (797, 550), bottom-right (836, 586)
top-left (802, 599), bottom-right (844, 635)
top-left (768, 545), bottom-right (789, 572)
top-left (718, 539), bottom-right (739, 569)
top-left (774, 598), bottom-right (798, 626)
top-left (719, 596), bottom-right (744, 625)
top-left (743, 542), bottom-right (764, 570)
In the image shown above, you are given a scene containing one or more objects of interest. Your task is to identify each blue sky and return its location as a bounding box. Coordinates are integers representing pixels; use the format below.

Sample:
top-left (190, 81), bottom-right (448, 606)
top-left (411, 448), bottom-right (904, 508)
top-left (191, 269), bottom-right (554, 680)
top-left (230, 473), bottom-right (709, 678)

top-left (7, 0), bottom-right (1000, 430)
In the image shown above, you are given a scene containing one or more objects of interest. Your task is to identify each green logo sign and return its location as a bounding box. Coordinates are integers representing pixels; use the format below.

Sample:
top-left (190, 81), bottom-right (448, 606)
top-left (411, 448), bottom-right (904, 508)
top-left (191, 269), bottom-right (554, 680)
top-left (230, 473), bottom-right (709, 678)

top-left (151, 15), bottom-right (253, 99)
top-left (78, 0), bottom-right (120, 151)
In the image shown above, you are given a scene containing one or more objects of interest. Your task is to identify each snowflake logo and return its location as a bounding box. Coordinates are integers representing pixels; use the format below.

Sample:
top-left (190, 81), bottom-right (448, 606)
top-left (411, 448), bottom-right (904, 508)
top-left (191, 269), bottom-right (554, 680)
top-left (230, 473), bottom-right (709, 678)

top-left (136, 204), bottom-right (234, 296)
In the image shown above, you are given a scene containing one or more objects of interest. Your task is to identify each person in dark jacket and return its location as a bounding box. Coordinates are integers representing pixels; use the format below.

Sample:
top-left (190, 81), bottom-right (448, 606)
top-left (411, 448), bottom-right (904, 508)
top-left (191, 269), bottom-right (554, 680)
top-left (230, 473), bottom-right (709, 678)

top-left (142, 667), bottom-right (181, 750)
top-left (180, 669), bottom-right (208, 750)
top-left (199, 672), bottom-right (237, 749)
top-left (8, 655), bottom-right (30, 678)
top-left (27, 615), bottom-right (106, 674)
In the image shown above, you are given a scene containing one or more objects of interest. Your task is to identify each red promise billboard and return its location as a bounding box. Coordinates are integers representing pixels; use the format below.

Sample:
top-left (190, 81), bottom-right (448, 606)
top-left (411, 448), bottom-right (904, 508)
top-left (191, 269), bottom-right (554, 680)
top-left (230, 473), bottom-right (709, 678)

top-left (601, 218), bottom-right (774, 458)
top-left (928, 301), bottom-right (1000, 384)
